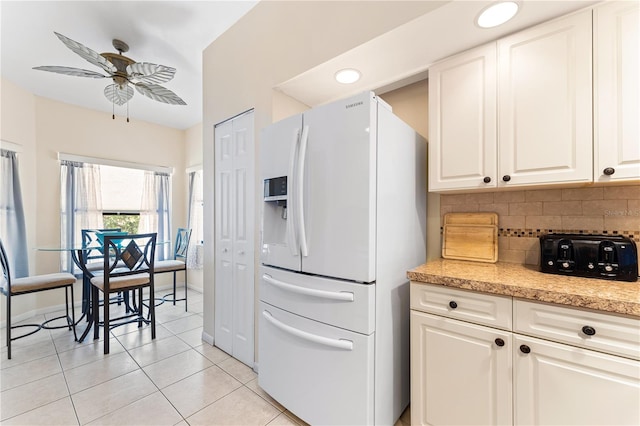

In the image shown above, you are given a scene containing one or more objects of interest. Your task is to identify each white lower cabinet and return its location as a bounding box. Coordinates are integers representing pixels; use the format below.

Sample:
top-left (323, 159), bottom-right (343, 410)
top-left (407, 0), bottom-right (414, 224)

top-left (410, 283), bottom-right (640, 426)
top-left (410, 311), bottom-right (512, 426)
top-left (514, 334), bottom-right (640, 426)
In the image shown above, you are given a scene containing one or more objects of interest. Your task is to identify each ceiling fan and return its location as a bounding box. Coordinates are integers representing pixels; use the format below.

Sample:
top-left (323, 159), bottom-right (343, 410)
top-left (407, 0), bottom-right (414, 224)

top-left (33, 32), bottom-right (186, 113)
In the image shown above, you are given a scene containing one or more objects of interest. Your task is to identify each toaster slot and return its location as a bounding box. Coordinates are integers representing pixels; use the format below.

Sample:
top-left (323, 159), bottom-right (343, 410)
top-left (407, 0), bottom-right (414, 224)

top-left (556, 239), bottom-right (575, 272)
top-left (597, 241), bottom-right (619, 277)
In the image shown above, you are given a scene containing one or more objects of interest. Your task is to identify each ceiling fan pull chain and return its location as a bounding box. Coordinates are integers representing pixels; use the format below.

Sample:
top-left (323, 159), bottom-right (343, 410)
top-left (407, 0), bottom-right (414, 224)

top-left (112, 99), bottom-right (115, 120)
top-left (127, 98), bottom-right (130, 123)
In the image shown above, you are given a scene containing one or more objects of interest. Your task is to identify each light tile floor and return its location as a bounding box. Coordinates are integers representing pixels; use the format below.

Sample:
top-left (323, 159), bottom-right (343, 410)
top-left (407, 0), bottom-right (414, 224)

top-left (1, 289), bottom-right (411, 426)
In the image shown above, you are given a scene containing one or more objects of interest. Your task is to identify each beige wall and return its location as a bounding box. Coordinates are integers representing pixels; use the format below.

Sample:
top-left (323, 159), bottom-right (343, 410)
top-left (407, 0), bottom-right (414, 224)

top-left (1, 77), bottom-right (189, 320)
top-left (202, 1), bottom-right (440, 344)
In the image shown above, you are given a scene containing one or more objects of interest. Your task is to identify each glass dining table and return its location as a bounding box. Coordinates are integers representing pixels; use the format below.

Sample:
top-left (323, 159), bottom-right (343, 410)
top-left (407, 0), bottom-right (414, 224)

top-left (37, 240), bottom-right (169, 342)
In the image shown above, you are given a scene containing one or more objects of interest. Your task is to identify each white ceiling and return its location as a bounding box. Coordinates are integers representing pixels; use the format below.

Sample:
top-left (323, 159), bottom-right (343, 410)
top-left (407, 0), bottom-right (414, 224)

top-left (1, 1), bottom-right (599, 130)
top-left (277, 0), bottom-right (600, 107)
top-left (0, 1), bottom-right (258, 130)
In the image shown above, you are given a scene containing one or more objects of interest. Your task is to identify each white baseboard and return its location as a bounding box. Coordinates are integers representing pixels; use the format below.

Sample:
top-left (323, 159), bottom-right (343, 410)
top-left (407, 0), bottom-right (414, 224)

top-left (201, 330), bottom-right (214, 345)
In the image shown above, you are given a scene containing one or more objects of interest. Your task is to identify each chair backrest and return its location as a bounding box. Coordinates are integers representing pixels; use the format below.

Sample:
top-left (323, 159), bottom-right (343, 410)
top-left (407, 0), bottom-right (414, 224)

top-left (0, 238), bottom-right (12, 294)
top-left (174, 228), bottom-right (192, 261)
top-left (102, 233), bottom-right (157, 277)
top-left (82, 228), bottom-right (122, 263)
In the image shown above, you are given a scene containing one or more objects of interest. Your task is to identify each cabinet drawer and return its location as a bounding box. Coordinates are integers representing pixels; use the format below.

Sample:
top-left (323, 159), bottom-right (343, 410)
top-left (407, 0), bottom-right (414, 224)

top-left (410, 283), bottom-right (512, 330)
top-left (514, 299), bottom-right (640, 360)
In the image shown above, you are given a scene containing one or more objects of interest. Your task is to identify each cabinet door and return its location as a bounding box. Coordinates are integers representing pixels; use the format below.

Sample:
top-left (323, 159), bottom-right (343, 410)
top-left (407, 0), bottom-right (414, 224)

top-left (428, 43), bottom-right (497, 191)
top-left (498, 10), bottom-right (592, 186)
top-left (594, 1), bottom-right (640, 182)
top-left (514, 335), bottom-right (640, 426)
top-left (410, 310), bottom-right (512, 426)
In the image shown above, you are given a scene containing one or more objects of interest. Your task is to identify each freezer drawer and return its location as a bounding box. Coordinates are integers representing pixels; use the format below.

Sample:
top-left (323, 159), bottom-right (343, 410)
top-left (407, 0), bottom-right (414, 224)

top-left (258, 302), bottom-right (375, 425)
top-left (260, 265), bottom-right (375, 335)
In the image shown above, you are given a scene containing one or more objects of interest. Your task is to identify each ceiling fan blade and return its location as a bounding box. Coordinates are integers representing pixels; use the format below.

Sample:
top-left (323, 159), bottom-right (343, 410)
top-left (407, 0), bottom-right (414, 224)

top-left (33, 66), bottom-right (108, 78)
top-left (104, 83), bottom-right (134, 106)
top-left (134, 83), bottom-right (186, 105)
top-left (54, 32), bottom-right (117, 75)
top-left (126, 62), bottom-right (176, 85)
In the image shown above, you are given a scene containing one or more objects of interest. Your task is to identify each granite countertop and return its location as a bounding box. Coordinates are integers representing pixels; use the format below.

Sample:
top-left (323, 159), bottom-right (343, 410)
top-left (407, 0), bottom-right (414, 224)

top-left (408, 259), bottom-right (640, 317)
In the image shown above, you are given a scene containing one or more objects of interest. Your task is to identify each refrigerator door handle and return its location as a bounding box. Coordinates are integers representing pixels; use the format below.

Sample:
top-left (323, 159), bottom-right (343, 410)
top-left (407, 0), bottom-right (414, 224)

top-left (297, 125), bottom-right (310, 257)
top-left (286, 128), bottom-right (300, 256)
top-left (263, 274), bottom-right (354, 301)
top-left (262, 310), bottom-right (354, 350)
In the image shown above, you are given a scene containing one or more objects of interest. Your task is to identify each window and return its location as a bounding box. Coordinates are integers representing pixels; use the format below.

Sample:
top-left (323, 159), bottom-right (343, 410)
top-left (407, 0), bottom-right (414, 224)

top-left (99, 165), bottom-right (144, 233)
top-left (187, 169), bottom-right (203, 269)
top-left (59, 153), bottom-right (173, 270)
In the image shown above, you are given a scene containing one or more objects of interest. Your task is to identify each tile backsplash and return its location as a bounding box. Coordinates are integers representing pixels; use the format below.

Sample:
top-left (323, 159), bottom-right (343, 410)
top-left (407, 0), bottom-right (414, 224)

top-left (440, 185), bottom-right (640, 266)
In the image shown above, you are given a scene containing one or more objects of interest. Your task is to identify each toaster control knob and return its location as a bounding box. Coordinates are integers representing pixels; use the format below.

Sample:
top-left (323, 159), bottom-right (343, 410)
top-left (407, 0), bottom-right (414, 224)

top-left (547, 260), bottom-right (554, 266)
top-left (562, 262), bottom-right (570, 268)
top-left (603, 167), bottom-right (615, 176)
top-left (587, 263), bottom-right (595, 270)
top-left (605, 265), bottom-right (613, 272)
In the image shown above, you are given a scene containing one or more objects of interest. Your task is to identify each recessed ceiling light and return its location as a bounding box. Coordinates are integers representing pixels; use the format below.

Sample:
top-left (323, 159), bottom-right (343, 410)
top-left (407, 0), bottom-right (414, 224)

top-left (476, 1), bottom-right (519, 28)
top-left (335, 68), bottom-right (361, 84)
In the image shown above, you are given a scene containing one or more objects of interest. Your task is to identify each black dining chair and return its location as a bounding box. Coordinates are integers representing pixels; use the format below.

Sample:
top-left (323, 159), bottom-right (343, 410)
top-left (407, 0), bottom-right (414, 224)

top-left (155, 228), bottom-right (191, 311)
top-left (81, 228), bottom-right (130, 310)
top-left (81, 228), bottom-right (123, 272)
top-left (0, 238), bottom-right (77, 359)
top-left (90, 233), bottom-right (156, 354)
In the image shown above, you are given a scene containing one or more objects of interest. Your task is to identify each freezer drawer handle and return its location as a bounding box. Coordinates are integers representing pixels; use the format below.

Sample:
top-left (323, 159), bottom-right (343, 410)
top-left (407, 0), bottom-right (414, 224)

top-left (263, 274), bottom-right (354, 301)
top-left (262, 310), bottom-right (354, 351)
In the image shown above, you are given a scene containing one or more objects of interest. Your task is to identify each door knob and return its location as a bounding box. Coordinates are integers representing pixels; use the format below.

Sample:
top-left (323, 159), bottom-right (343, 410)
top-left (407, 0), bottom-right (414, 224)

top-left (520, 344), bottom-right (531, 354)
top-left (603, 167), bottom-right (615, 176)
top-left (448, 301), bottom-right (458, 309)
top-left (483, 176), bottom-right (491, 183)
top-left (494, 338), bottom-right (505, 347)
top-left (222, 248), bottom-right (228, 253)
top-left (238, 250), bottom-right (245, 255)
top-left (502, 175), bottom-right (511, 182)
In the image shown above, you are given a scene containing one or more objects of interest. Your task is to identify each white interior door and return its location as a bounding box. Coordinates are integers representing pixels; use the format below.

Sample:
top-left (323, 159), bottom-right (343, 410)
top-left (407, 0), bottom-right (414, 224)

top-left (214, 110), bottom-right (255, 367)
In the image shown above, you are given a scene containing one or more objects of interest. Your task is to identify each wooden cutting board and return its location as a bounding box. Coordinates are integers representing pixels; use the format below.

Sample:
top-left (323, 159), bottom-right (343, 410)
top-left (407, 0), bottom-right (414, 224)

top-left (442, 212), bottom-right (498, 263)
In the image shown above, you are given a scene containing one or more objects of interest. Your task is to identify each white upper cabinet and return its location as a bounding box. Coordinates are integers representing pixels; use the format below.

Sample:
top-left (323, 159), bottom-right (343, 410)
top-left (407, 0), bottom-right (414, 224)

top-left (427, 7), bottom-right (636, 192)
top-left (497, 10), bottom-right (593, 187)
top-left (594, 1), bottom-right (640, 182)
top-left (428, 44), bottom-right (497, 191)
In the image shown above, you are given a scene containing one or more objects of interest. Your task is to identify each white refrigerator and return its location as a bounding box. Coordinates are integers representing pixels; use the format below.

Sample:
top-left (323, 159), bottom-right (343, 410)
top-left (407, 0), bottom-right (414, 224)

top-left (258, 91), bottom-right (426, 425)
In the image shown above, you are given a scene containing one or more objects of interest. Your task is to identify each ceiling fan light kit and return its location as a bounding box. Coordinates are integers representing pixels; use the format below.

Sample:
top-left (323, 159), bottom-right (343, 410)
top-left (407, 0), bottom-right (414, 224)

top-left (33, 32), bottom-right (186, 122)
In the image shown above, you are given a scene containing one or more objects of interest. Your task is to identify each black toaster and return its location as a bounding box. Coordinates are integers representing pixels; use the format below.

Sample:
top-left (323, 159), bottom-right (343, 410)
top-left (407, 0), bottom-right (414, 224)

top-left (540, 234), bottom-right (638, 282)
